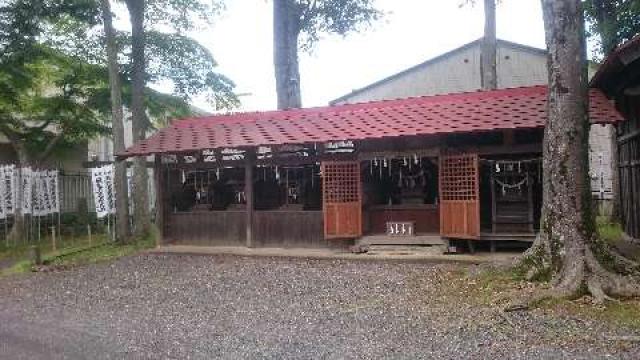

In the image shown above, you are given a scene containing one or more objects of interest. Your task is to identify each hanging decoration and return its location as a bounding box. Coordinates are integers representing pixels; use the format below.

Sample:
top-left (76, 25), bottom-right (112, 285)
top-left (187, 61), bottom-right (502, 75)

top-left (495, 176), bottom-right (528, 196)
top-left (483, 158), bottom-right (541, 196)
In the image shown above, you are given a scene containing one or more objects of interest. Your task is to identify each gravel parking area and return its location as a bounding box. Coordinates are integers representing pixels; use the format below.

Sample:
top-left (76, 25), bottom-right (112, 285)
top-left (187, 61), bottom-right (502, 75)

top-left (0, 253), bottom-right (638, 359)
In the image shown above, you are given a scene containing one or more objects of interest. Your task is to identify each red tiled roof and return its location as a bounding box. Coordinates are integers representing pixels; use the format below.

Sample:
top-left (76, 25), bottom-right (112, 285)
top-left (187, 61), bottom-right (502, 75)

top-left (120, 85), bottom-right (623, 158)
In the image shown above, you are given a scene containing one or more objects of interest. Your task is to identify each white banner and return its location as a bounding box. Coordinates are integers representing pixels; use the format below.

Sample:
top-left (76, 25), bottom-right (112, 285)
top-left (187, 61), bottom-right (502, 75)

top-left (49, 170), bottom-right (60, 214)
top-left (1, 165), bottom-right (16, 218)
top-left (0, 166), bottom-right (60, 218)
top-left (21, 167), bottom-right (33, 215)
top-left (91, 165), bottom-right (115, 218)
top-left (0, 166), bottom-right (8, 220)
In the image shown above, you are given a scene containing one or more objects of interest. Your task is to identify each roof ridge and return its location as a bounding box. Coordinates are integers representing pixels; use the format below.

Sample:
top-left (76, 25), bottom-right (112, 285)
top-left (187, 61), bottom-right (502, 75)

top-left (173, 85), bottom-right (548, 125)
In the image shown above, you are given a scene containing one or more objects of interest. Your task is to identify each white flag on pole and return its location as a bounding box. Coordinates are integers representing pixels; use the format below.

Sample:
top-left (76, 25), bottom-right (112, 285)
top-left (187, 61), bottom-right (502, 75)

top-left (49, 170), bottom-right (60, 214)
top-left (21, 167), bottom-right (33, 215)
top-left (91, 165), bottom-right (114, 218)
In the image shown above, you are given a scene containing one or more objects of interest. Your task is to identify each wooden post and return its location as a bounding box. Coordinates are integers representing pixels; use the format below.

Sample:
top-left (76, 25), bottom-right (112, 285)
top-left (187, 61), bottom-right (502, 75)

top-left (30, 245), bottom-right (42, 265)
top-left (154, 155), bottom-right (165, 246)
top-left (527, 173), bottom-right (534, 233)
top-left (87, 224), bottom-right (92, 245)
top-left (51, 226), bottom-right (57, 252)
top-left (245, 149), bottom-right (255, 248)
top-left (490, 162), bottom-right (497, 233)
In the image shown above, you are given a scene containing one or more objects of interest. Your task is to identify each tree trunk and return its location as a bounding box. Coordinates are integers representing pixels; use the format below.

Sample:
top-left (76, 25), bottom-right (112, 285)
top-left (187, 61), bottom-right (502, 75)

top-left (7, 144), bottom-right (30, 245)
top-left (273, 0), bottom-right (302, 110)
top-left (101, 0), bottom-right (131, 242)
top-left (481, 0), bottom-right (497, 90)
top-left (519, 0), bottom-right (640, 303)
top-left (125, 0), bottom-right (150, 237)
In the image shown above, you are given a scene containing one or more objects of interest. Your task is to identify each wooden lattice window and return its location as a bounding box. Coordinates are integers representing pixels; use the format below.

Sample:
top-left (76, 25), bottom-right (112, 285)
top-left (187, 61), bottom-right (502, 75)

top-left (439, 154), bottom-right (478, 201)
top-left (439, 153), bottom-right (480, 239)
top-left (322, 161), bottom-right (362, 239)
top-left (322, 162), bottom-right (360, 204)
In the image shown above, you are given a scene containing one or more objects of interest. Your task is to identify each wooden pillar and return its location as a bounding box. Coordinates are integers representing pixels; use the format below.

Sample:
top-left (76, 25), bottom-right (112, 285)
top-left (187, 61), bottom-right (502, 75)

top-left (490, 162), bottom-right (497, 233)
top-left (527, 173), bottom-right (534, 233)
top-left (245, 150), bottom-right (255, 248)
top-left (154, 154), bottom-right (165, 246)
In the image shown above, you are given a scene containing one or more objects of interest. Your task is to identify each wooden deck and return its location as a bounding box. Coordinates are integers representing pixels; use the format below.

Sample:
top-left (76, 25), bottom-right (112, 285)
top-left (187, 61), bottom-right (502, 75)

top-left (479, 232), bottom-right (536, 242)
top-left (357, 234), bottom-right (445, 246)
top-left (357, 232), bottom-right (536, 247)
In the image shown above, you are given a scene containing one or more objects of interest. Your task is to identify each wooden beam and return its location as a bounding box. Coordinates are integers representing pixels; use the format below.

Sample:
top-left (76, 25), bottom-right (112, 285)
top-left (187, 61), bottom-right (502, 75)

top-left (476, 143), bottom-right (541, 155)
top-left (490, 163), bottom-right (496, 233)
top-left (245, 149), bottom-right (256, 248)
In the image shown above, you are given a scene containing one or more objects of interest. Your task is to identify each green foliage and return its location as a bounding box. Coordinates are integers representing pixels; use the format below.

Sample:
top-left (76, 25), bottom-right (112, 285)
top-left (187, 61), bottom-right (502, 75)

top-left (583, 0), bottom-right (640, 57)
top-left (45, 0), bottom-right (238, 111)
top-left (0, 46), bottom-right (111, 162)
top-left (0, 1), bottom-right (110, 163)
top-left (146, 0), bottom-right (224, 30)
top-left (144, 31), bottom-right (238, 110)
top-left (295, 0), bottom-right (383, 51)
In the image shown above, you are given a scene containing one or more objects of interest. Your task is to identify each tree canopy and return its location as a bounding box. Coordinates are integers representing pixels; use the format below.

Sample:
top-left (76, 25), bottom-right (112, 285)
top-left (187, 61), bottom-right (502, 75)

top-left (583, 0), bottom-right (640, 57)
top-left (42, 0), bottom-right (239, 111)
top-left (294, 0), bottom-right (383, 51)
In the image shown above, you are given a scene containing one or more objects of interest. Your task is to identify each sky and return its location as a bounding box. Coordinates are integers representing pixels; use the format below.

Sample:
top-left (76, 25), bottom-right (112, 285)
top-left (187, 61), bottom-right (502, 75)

top-left (159, 0), bottom-right (547, 112)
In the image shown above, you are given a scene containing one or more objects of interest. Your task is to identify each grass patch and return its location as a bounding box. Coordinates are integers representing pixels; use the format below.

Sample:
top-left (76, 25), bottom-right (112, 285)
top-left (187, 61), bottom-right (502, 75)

top-left (0, 230), bottom-right (157, 276)
top-left (536, 297), bottom-right (640, 330)
top-left (48, 234), bottom-right (155, 267)
top-left (466, 265), bottom-right (640, 329)
top-left (596, 216), bottom-right (624, 244)
top-left (466, 267), bottom-right (530, 306)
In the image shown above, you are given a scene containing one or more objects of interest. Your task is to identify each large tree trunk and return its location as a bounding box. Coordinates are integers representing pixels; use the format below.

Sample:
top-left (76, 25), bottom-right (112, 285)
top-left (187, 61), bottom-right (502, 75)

top-left (101, 0), bottom-right (130, 243)
top-left (125, 0), bottom-right (150, 237)
top-left (273, 0), bottom-right (302, 110)
top-left (481, 0), bottom-right (497, 90)
top-left (520, 0), bottom-right (639, 303)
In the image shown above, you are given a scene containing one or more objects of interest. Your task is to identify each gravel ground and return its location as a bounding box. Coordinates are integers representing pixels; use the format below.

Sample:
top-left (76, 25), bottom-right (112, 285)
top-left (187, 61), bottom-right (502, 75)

top-left (0, 253), bottom-right (638, 359)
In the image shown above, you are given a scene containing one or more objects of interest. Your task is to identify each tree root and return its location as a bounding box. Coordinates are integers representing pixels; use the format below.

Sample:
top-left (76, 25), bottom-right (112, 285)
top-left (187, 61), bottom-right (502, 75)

top-left (510, 244), bottom-right (640, 310)
top-left (606, 247), bottom-right (640, 275)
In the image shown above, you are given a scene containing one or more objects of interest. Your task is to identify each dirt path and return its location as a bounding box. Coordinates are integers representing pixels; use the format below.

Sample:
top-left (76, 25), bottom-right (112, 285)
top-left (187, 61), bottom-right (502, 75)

top-left (0, 254), bottom-right (638, 359)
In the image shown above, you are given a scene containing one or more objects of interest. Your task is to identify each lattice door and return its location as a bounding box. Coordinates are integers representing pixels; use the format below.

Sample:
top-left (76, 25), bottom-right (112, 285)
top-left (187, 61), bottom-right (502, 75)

top-left (322, 161), bottom-right (362, 239)
top-left (439, 153), bottom-right (480, 239)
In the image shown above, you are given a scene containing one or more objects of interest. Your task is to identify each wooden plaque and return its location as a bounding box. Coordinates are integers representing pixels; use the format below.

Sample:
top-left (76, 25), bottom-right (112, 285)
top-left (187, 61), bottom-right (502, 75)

top-left (386, 221), bottom-right (415, 236)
